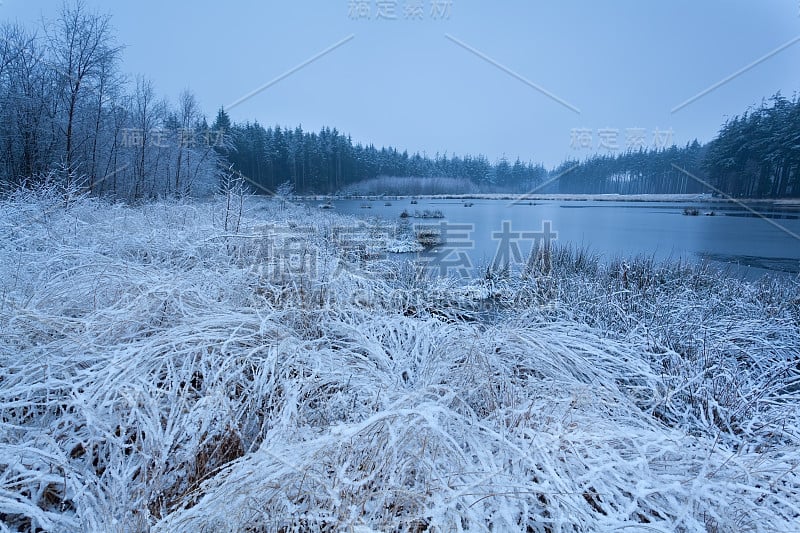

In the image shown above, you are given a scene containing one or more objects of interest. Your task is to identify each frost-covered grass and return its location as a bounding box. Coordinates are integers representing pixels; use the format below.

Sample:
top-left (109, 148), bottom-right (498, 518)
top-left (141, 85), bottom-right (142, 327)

top-left (1, 188), bottom-right (799, 532)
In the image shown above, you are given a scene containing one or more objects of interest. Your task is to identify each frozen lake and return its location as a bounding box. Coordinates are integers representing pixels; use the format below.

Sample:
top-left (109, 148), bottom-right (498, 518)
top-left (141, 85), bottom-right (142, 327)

top-left (310, 197), bottom-right (800, 278)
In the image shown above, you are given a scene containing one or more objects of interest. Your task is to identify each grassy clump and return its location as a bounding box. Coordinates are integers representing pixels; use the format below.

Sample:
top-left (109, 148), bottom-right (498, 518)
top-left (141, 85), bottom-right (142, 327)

top-left (0, 188), bottom-right (798, 531)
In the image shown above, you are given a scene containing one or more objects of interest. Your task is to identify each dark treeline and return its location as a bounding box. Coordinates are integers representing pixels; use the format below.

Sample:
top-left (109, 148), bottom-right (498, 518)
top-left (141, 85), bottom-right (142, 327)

top-left (704, 93), bottom-right (800, 198)
top-left (223, 93), bottom-right (800, 198)
top-left (552, 142), bottom-right (707, 195)
top-left (556, 94), bottom-right (800, 198)
top-left (219, 114), bottom-right (548, 194)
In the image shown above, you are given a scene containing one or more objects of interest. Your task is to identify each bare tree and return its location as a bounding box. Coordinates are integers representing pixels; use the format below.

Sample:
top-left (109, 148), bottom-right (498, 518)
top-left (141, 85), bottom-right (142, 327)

top-left (86, 53), bottom-right (124, 192)
top-left (47, 0), bottom-right (120, 181)
top-left (0, 24), bottom-right (30, 79)
top-left (0, 24), bottom-right (58, 184)
top-left (131, 76), bottom-right (165, 198)
top-left (174, 89), bottom-right (198, 194)
top-left (103, 96), bottom-right (130, 197)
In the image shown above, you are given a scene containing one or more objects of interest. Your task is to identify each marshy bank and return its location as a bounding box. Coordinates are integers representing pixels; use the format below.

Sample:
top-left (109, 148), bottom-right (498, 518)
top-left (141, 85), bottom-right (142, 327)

top-left (0, 189), bottom-right (798, 531)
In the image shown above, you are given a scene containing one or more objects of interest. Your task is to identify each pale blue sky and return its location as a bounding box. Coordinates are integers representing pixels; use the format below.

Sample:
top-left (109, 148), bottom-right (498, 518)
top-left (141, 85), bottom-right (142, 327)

top-left (4, 0), bottom-right (800, 167)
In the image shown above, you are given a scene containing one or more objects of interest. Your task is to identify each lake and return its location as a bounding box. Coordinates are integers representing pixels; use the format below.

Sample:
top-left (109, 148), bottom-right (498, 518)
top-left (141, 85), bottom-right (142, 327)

top-left (309, 197), bottom-right (800, 279)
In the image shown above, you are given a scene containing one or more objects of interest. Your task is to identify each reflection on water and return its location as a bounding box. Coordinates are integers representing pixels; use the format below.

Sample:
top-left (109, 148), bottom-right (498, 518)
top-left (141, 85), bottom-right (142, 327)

top-left (305, 198), bottom-right (800, 279)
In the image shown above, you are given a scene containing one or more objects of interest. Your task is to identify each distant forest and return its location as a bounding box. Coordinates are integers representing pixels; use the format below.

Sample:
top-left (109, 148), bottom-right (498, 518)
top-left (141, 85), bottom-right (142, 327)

top-left (223, 92), bottom-right (800, 198)
top-left (1, 2), bottom-right (798, 198)
top-left (218, 114), bottom-right (547, 195)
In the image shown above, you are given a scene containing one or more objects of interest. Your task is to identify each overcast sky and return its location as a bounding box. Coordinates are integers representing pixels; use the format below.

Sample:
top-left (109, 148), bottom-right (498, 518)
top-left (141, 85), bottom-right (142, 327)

top-left (4, 0), bottom-right (800, 167)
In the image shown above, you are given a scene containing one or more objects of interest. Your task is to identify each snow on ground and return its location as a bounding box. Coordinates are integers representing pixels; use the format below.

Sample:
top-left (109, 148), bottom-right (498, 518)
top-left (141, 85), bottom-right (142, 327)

top-left (1, 187), bottom-right (799, 531)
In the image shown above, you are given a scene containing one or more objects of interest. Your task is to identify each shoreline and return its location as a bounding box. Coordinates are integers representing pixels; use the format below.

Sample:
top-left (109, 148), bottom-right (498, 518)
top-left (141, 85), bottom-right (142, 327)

top-left (296, 193), bottom-right (800, 206)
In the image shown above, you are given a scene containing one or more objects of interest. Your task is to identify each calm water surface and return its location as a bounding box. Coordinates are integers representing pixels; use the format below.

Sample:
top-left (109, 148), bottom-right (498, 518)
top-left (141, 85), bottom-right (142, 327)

top-left (308, 198), bottom-right (800, 279)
